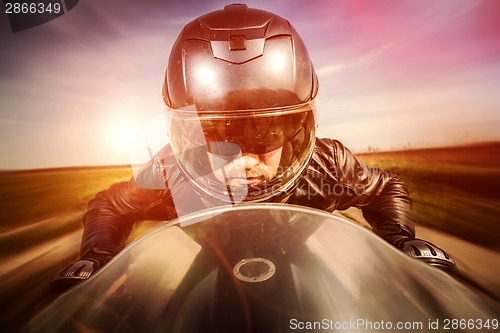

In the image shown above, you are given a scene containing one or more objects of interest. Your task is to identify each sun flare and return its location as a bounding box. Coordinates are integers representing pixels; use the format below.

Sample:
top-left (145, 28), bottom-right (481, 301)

top-left (106, 119), bottom-right (143, 153)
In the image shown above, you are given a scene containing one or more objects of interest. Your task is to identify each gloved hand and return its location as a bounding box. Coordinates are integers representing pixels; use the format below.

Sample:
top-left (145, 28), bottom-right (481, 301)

top-left (49, 252), bottom-right (113, 293)
top-left (392, 237), bottom-right (458, 272)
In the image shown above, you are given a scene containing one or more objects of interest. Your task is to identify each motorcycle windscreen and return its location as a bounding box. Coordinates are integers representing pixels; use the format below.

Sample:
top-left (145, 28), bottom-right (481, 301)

top-left (25, 204), bottom-right (498, 333)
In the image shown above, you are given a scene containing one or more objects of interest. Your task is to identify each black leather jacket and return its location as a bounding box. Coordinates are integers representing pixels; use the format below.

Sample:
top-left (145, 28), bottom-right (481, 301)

top-left (81, 138), bottom-right (415, 258)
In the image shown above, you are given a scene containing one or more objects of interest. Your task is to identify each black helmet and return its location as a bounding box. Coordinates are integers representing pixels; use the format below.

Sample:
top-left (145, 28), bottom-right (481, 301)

top-left (163, 4), bottom-right (319, 203)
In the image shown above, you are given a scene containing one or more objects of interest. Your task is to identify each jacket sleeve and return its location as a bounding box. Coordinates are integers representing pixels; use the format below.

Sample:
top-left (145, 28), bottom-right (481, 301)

top-left (80, 150), bottom-right (178, 258)
top-left (330, 139), bottom-right (415, 241)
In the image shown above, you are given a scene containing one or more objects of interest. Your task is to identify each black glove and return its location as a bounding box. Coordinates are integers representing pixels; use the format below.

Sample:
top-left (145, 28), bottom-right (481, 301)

top-left (49, 252), bottom-right (113, 293)
top-left (393, 237), bottom-right (457, 272)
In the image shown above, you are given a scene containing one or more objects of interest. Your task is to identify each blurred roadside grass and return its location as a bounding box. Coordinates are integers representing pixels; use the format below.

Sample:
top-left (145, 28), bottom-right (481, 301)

top-left (356, 142), bottom-right (500, 246)
top-left (1, 142), bottom-right (498, 254)
top-left (0, 166), bottom-right (134, 332)
top-left (0, 167), bottom-right (133, 226)
top-left (0, 167), bottom-right (133, 256)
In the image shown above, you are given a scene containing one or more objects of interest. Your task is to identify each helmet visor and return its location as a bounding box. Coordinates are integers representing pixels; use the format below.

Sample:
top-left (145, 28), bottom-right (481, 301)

top-left (167, 101), bottom-right (316, 203)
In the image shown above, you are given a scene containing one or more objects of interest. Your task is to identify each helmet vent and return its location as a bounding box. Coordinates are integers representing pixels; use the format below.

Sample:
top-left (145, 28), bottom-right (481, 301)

top-left (229, 34), bottom-right (246, 51)
top-left (224, 4), bottom-right (248, 11)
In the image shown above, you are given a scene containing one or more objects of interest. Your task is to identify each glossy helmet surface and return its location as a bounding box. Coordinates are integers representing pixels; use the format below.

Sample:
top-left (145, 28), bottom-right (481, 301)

top-left (163, 4), bottom-right (319, 203)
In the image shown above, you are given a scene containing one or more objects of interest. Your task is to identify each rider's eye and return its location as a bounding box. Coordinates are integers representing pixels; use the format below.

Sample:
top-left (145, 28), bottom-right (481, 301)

top-left (208, 142), bottom-right (241, 160)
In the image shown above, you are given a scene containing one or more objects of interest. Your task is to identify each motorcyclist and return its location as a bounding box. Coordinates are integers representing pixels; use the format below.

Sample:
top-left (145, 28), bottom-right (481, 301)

top-left (51, 4), bottom-right (456, 289)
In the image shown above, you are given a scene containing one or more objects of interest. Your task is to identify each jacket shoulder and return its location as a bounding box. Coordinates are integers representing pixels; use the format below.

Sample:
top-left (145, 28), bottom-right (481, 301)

top-left (311, 138), bottom-right (348, 169)
top-left (314, 138), bottom-right (348, 153)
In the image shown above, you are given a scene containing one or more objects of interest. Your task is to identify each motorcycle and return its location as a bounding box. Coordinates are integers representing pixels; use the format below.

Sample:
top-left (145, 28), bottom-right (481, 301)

top-left (25, 204), bottom-right (499, 332)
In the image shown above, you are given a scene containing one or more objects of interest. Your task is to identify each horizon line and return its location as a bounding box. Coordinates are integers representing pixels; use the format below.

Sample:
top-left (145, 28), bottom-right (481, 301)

top-left (2, 140), bottom-right (499, 172)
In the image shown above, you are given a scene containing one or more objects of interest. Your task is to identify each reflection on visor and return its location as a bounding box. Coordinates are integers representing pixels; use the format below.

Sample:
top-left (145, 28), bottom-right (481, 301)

top-left (201, 115), bottom-right (297, 154)
top-left (167, 105), bottom-right (316, 203)
top-left (173, 110), bottom-right (312, 155)
top-left (208, 142), bottom-right (241, 160)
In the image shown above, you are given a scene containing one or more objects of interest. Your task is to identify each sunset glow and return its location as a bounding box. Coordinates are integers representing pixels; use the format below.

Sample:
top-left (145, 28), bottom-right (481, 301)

top-left (1, 0), bottom-right (499, 169)
top-left (106, 119), bottom-right (142, 154)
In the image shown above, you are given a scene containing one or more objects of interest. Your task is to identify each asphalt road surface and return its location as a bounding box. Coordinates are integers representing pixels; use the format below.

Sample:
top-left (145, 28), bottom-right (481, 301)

top-left (340, 207), bottom-right (500, 298)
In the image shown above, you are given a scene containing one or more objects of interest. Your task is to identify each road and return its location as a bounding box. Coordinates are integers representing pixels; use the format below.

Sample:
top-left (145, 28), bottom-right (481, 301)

top-left (340, 207), bottom-right (500, 297)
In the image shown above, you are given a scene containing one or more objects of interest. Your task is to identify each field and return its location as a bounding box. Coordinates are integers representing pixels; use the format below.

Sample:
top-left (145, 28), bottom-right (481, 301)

top-left (356, 142), bottom-right (500, 246)
top-left (0, 167), bottom-right (135, 333)
top-left (1, 142), bottom-right (499, 331)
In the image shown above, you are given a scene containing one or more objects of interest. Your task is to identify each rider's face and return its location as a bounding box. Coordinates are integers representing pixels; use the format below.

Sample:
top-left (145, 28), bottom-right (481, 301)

top-left (208, 147), bottom-right (283, 187)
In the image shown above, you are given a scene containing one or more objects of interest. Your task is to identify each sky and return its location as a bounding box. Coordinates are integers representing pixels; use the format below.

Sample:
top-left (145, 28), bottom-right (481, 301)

top-left (1, 0), bottom-right (499, 169)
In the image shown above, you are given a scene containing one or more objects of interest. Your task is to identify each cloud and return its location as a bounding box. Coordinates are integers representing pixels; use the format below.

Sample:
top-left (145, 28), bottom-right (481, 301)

top-left (316, 42), bottom-right (393, 77)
